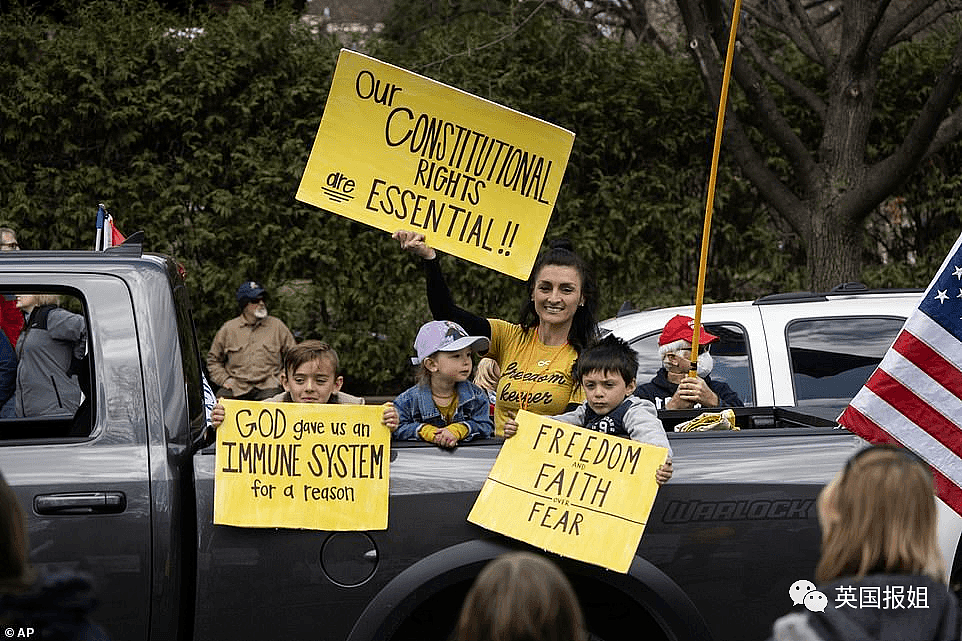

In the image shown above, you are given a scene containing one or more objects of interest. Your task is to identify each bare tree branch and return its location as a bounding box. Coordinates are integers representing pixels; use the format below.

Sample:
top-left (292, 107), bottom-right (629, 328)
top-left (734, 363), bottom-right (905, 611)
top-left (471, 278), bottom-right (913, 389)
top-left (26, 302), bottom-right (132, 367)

top-left (677, 0), bottom-right (818, 234)
top-left (729, 125), bottom-right (813, 237)
top-left (802, 0), bottom-right (844, 29)
top-left (926, 104), bottom-right (962, 158)
top-left (702, 2), bottom-right (821, 188)
top-left (584, 0), bottom-right (962, 287)
top-left (418, 1), bottom-right (553, 71)
top-left (739, 28), bottom-right (827, 115)
top-left (741, 3), bottom-right (823, 62)
top-left (851, 0), bottom-right (892, 65)
top-left (787, 0), bottom-right (832, 65)
top-left (849, 31), bottom-right (962, 212)
top-left (877, 0), bottom-right (953, 47)
top-left (555, 0), bottom-right (674, 50)
top-left (887, 1), bottom-right (961, 46)
top-left (732, 58), bottom-right (821, 192)
top-left (815, 7), bottom-right (842, 29)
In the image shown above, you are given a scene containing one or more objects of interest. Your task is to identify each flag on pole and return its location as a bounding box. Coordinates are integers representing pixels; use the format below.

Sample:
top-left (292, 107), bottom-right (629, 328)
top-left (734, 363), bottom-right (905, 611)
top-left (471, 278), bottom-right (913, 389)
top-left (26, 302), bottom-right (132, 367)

top-left (94, 204), bottom-right (126, 251)
top-left (838, 233), bottom-right (962, 515)
top-left (105, 213), bottom-right (125, 248)
top-left (95, 203), bottom-right (106, 251)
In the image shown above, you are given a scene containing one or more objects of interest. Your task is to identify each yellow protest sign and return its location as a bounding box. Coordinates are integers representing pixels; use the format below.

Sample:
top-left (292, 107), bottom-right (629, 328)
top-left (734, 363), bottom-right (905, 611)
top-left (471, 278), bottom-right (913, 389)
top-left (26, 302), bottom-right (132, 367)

top-left (296, 49), bottom-right (575, 280)
top-left (214, 400), bottom-right (389, 531)
top-left (468, 411), bottom-right (667, 573)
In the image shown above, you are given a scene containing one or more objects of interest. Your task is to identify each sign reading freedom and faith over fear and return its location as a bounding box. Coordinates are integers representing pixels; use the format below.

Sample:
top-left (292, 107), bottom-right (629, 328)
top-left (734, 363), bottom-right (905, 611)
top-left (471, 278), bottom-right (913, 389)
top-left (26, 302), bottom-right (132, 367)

top-left (214, 400), bottom-right (390, 531)
top-left (296, 49), bottom-right (576, 280)
top-left (468, 411), bottom-right (668, 573)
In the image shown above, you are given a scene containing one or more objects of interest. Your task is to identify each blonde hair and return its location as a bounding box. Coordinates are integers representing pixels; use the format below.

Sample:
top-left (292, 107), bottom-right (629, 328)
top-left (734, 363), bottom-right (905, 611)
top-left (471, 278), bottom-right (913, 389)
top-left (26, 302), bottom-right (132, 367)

top-left (815, 445), bottom-right (944, 583)
top-left (414, 359), bottom-right (434, 388)
top-left (454, 552), bottom-right (587, 641)
top-left (473, 357), bottom-right (500, 393)
top-left (414, 350), bottom-right (473, 388)
top-left (29, 294), bottom-right (60, 307)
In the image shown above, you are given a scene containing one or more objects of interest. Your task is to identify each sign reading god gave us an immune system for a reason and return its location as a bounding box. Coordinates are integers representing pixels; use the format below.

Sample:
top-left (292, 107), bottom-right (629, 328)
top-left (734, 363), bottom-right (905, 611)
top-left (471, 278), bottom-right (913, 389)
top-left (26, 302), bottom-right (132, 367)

top-left (296, 49), bottom-right (575, 280)
top-left (214, 400), bottom-right (390, 531)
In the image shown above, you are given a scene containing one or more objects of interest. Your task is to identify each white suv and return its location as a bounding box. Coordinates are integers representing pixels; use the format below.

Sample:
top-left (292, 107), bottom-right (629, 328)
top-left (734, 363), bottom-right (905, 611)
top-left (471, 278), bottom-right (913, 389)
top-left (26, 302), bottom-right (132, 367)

top-left (599, 285), bottom-right (923, 421)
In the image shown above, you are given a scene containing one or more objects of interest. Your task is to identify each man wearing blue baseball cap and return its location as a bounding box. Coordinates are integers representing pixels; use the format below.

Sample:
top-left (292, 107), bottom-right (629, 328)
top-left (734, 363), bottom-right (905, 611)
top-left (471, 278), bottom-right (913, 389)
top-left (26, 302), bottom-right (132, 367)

top-left (206, 280), bottom-right (296, 400)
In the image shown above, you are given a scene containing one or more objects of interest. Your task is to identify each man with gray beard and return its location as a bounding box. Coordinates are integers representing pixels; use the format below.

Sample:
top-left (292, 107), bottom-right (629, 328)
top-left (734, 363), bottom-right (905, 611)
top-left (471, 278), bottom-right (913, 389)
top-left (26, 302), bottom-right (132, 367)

top-left (207, 281), bottom-right (295, 401)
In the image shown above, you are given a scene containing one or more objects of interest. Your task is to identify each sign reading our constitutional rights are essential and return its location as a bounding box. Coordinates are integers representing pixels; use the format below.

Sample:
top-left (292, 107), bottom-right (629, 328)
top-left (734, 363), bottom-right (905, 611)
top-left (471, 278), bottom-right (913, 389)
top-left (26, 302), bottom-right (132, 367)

top-left (214, 400), bottom-right (390, 531)
top-left (295, 49), bottom-right (575, 280)
top-left (468, 411), bottom-right (667, 573)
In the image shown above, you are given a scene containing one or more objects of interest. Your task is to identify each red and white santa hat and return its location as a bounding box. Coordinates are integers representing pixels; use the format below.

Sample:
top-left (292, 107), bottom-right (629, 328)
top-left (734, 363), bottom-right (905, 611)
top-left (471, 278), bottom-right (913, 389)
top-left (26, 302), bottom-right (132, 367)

top-left (658, 314), bottom-right (718, 358)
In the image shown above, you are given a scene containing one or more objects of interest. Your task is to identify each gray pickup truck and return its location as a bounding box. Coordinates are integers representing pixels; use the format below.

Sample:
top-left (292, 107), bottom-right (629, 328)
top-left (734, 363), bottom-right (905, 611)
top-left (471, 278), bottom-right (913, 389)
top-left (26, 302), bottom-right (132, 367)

top-left (0, 248), bottom-right (957, 641)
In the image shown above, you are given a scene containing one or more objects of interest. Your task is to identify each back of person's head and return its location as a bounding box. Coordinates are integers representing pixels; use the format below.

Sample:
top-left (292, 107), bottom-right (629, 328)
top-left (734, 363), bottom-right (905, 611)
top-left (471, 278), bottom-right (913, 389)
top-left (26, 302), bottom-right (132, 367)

top-left (574, 335), bottom-right (638, 387)
top-left (0, 473), bottom-right (34, 593)
top-left (455, 551), bottom-right (587, 641)
top-left (519, 240), bottom-right (599, 353)
top-left (284, 340), bottom-right (339, 378)
top-left (0, 228), bottom-right (18, 250)
top-left (32, 294), bottom-right (60, 308)
top-left (815, 445), bottom-right (944, 584)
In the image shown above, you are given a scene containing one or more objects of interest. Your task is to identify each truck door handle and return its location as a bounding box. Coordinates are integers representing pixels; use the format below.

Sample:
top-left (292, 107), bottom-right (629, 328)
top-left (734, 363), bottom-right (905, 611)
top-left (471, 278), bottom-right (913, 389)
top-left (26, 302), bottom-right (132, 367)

top-left (34, 492), bottom-right (127, 515)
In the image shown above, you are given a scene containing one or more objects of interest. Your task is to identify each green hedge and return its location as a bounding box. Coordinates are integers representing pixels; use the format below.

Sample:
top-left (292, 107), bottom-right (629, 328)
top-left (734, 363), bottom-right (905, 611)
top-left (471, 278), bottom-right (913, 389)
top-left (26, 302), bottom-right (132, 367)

top-left (1, 1), bottom-right (956, 393)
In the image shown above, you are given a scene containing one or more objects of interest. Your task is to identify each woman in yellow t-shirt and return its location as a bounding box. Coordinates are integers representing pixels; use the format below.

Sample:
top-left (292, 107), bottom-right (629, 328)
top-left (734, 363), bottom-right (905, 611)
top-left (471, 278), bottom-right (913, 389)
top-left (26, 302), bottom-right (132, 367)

top-left (394, 231), bottom-right (599, 437)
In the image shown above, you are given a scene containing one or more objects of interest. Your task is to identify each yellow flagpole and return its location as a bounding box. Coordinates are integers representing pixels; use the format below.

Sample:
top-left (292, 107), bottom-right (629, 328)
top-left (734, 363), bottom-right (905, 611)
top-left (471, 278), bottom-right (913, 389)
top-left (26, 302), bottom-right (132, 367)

top-left (690, 0), bottom-right (743, 377)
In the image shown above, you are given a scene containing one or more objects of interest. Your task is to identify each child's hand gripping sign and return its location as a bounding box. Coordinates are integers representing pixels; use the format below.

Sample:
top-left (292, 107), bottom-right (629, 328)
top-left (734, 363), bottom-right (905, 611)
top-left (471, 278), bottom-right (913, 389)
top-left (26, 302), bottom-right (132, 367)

top-left (214, 399), bottom-right (390, 531)
top-left (468, 410), bottom-right (668, 572)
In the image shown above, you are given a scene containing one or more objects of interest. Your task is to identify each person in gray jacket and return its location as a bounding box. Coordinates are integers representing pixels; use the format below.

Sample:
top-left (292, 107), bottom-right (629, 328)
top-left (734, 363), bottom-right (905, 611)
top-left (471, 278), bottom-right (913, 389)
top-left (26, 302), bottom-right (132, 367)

top-left (13, 294), bottom-right (86, 418)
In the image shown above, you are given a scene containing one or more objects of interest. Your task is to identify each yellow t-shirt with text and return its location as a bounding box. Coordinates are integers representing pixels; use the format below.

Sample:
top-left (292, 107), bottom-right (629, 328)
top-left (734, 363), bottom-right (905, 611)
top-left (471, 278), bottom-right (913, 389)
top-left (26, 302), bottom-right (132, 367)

top-left (487, 319), bottom-right (584, 436)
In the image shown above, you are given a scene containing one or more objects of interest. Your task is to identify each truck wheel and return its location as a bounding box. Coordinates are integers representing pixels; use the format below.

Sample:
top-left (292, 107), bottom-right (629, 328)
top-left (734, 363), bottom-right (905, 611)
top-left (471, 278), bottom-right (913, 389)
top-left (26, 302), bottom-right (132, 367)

top-left (386, 574), bottom-right (671, 641)
top-left (574, 576), bottom-right (670, 641)
top-left (349, 541), bottom-right (708, 641)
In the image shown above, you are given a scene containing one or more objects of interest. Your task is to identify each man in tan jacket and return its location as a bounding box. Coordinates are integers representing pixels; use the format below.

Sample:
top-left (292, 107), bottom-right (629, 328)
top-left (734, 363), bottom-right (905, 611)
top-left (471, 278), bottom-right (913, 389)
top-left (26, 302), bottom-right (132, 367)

top-left (207, 281), bottom-right (296, 401)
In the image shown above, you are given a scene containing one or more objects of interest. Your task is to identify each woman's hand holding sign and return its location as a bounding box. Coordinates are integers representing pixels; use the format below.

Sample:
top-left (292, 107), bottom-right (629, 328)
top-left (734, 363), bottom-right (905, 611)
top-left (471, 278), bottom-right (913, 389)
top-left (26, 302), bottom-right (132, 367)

top-left (393, 230), bottom-right (436, 260)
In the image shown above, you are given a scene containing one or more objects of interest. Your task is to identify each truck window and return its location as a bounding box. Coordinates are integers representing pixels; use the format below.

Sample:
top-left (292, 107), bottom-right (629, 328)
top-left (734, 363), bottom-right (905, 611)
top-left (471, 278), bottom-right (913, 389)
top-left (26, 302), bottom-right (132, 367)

top-left (787, 316), bottom-right (905, 415)
top-left (0, 289), bottom-right (92, 438)
top-left (628, 322), bottom-right (754, 406)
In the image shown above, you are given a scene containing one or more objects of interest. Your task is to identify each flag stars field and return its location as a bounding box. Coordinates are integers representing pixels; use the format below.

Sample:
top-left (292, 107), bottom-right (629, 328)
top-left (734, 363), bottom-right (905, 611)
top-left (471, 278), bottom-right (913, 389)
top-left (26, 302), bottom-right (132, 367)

top-left (838, 233), bottom-right (962, 516)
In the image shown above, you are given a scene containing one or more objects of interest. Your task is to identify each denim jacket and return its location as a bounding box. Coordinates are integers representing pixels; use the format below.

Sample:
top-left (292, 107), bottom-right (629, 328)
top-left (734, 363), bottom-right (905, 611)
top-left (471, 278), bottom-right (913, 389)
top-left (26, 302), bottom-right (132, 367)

top-left (392, 380), bottom-right (494, 442)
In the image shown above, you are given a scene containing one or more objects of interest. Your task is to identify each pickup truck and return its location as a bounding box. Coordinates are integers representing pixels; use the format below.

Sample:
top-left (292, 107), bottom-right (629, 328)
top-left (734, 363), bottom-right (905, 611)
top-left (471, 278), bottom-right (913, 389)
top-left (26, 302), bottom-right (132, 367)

top-left (0, 248), bottom-right (958, 641)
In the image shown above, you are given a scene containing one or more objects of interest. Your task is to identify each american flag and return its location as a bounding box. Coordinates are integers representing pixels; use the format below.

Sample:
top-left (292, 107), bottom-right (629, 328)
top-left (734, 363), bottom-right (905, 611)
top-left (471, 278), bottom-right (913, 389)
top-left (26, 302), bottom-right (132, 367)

top-left (838, 234), bottom-right (962, 516)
